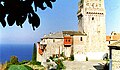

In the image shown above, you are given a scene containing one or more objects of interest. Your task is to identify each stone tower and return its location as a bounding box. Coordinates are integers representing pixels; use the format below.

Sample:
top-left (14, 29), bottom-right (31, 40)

top-left (77, 0), bottom-right (107, 52)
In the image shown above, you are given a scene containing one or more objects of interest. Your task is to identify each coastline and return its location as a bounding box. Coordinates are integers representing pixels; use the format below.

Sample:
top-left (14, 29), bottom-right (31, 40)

top-left (0, 44), bottom-right (33, 63)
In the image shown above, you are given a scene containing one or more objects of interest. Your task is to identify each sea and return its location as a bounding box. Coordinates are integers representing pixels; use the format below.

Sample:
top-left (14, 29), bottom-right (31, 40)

top-left (0, 44), bottom-right (33, 64)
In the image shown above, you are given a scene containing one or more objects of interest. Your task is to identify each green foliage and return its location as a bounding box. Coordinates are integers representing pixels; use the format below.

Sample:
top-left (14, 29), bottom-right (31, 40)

top-left (64, 57), bottom-right (68, 61)
top-left (80, 0), bottom-right (84, 3)
top-left (8, 65), bottom-right (33, 70)
top-left (32, 43), bottom-right (37, 61)
top-left (19, 60), bottom-right (30, 65)
top-left (60, 52), bottom-right (64, 57)
top-left (5, 56), bottom-right (19, 70)
top-left (56, 55), bottom-right (58, 58)
top-left (10, 56), bottom-right (19, 64)
top-left (24, 65), bottom-right (33, 70)
top-left (49, 56), bottom-right (53, 61)
top-left (46, 59), bottom-right (50, 62)
top-left (106, 58), bottom-right (109, 63)
top-left (55, 59), bottom-right (66, 70)
top-left (0, 0), bottom-right (56, 30)
top-left (70, 55), bottom-right (74, 61)
top-left (29, 61), bottom-right (41, 65)
top-left (4, 62), bottom-right (13, 70)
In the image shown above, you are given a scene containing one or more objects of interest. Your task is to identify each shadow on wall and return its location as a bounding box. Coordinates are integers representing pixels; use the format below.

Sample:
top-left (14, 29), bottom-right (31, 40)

top-left (93, 63), bottom-right (109, 70)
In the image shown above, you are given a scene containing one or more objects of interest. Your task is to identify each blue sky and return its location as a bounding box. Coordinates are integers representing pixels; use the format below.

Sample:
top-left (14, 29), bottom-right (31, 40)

top-left (0, 0), bottom-right (120, 44)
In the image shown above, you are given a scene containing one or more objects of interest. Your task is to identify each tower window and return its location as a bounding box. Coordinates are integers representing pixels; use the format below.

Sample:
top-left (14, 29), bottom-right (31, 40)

top-left (80, 37), bottom-right (83, 41)
top-left (109, 41), bottom-right (110, 44)
top-left (114, 33), bottom-right (117, 35)
top-left (92, 17), bottom-right (94, 20)
top-left (53, 39), bottom-right (55, 42)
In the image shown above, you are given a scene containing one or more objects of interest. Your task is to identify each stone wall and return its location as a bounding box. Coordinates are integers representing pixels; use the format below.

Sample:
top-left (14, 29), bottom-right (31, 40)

top-left (112, 50), bottom-right (120, 70)
top-left (78, 0), bottom-right (107, 53)
top-left (45, 39), bottom-right (64, 58)
top-left (37, 39), bottom-right (64, 62)
top-left (73, 35), bottom-right (87, 55)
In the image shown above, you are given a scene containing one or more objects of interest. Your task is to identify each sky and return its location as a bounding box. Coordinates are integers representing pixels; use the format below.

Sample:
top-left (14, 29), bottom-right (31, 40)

top-left (0, 0), bottom-right (120, 44)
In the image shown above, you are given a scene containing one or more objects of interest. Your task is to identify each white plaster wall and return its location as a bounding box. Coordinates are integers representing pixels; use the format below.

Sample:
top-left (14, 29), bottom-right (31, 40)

top-left (74, 54), bottom-right (86, 61)
top-left (86, 52), bottom-right (106, 60)
top-left (36, 43), bottom-right (43, 62)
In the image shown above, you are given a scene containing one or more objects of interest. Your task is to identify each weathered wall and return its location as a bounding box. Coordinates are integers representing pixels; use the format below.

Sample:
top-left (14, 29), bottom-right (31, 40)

top-left (73, 35), bottom-right (87, 55)
top-left (36, 43), bottom-right (43, 62)
top-left (78, 0), bottom-right (107, 53)
top-left (112, 50), bottom-right (120, 70)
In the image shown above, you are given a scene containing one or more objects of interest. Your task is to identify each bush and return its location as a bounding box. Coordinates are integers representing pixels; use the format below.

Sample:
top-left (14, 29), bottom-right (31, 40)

top-left (29, 61), bottom-right (41, 65)
top-left (10, 56), bottom-right (19, 64)
top-left (56, 55), bottom-right (58, 58)
top-left (46, 59), bottom-right (50, 62)
top-left (4, 62), bottom-right (13, 70)
top-left (64, 57), bottom-right (68, 60)
top-left (8, 65), bottom-right (33, 70)
top-left (24, 65), bottom-right (33, 70)
top-left (32, 43), bottom-right (37, 61)
top-left (55, 59), bottom-right (66, 70)
top-left (49, 56), bottom-right (53, 61)
top-left (60, 52), bottom-right (64, 57)
top-left (70, 55), bottom-right (74, 61)
top-left (19, 60), bottom-right (30, 65)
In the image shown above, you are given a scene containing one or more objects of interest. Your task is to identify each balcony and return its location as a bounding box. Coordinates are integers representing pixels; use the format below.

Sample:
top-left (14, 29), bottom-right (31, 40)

top-left (64, 36), bottom-right (72, 46)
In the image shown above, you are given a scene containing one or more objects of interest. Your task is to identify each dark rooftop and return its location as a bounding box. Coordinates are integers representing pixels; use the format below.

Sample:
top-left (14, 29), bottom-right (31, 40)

top-left (62, 31), bottom-right (87, 36)
top-left (108, 40), bottom-right (120, 50)
top-left (42, 31), bottom-right (87, 39)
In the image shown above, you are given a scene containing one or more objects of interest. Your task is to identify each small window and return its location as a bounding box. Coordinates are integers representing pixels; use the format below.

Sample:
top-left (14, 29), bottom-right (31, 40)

top-left (68, 39), bottom-right (70, 42)
top-left (92, 17), bottom-right (94, 20)
top-left (114, 33), bottom-right (117, 35)
top-left (80, 37), bottom-right (83, 41)
top-left (53, 39), bottom-right (55, 42)
top-left (109, 41), bottom-right (110, 44)
top-left (66, 39), bottom-right (67, 42)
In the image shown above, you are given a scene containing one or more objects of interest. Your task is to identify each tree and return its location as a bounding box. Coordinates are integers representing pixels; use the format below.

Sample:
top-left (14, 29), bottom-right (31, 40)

top-left (0, 0), bottom-right (56, 30)
top-left (10, 56), bottom-right (19, 64)
top-left (32, 43), bottom-right (37, 61)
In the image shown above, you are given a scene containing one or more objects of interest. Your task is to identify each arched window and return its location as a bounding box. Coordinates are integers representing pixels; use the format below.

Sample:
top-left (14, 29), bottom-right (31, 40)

top-left (80, 37), bottom-right (83, 41)
top-left (92, 17), bottom-right (94, 20)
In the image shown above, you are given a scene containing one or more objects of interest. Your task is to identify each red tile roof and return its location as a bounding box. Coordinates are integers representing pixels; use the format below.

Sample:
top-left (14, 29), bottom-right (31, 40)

top-left (111, 35), bottom-right (120, 41)
top-left (106, 35), bottom-right (120, 41)
top-left (106, 36), bottom-right (111, 41)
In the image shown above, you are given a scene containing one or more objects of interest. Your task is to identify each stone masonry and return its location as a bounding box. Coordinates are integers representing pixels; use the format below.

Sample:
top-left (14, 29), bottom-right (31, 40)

top-left (77, 0), bottom-right (107, 52)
